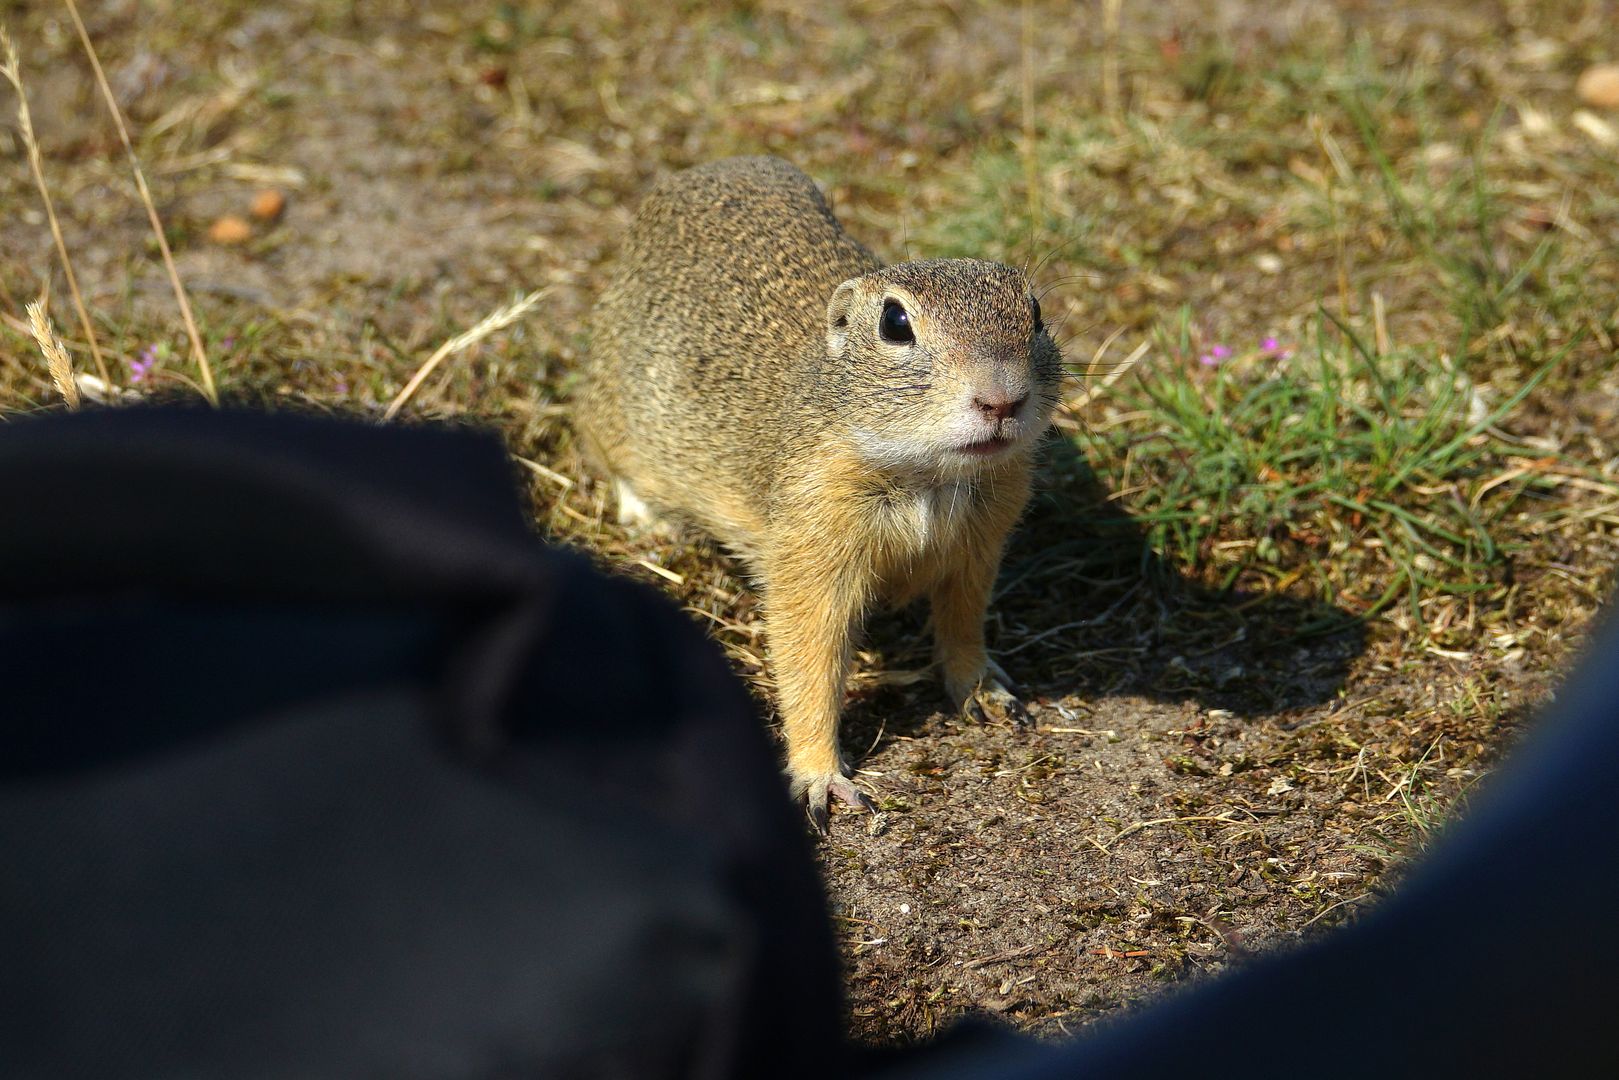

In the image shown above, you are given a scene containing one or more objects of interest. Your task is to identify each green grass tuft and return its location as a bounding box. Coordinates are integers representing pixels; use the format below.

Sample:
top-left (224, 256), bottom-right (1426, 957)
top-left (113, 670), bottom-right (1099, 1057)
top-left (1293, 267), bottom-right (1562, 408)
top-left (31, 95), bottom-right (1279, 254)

top-left (1078, 312), bottom-right (1574, 626)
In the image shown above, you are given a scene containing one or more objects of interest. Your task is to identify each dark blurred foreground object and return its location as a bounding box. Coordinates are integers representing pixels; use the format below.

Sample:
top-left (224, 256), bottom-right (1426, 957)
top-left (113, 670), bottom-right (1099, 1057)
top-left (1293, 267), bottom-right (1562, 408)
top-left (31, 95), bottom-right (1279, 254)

top-left (5, 409), bottom-right (1619, 1080)
top-left (0, 408), bottom-right (840, 1079)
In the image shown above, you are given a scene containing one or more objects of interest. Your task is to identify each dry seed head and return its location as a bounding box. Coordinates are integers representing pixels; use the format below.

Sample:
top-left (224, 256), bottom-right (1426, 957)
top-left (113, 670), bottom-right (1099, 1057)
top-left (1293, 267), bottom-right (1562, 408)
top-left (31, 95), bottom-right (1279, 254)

top-left (27, 301), bottom-right (80, 410)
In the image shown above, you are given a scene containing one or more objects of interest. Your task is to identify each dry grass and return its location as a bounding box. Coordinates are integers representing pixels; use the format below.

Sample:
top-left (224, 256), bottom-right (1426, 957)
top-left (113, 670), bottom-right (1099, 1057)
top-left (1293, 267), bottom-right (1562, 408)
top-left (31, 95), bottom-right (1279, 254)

top-left (0, 23), bottom-right (107, 386)
top-left (26, 300), bottom-right (77, 409)
top-left (61, 0), bottom-right (215, 404)
top-left (1, 0), bottom-right (1617, 1045)
top-left (384, 286), bottom-right (547, 419)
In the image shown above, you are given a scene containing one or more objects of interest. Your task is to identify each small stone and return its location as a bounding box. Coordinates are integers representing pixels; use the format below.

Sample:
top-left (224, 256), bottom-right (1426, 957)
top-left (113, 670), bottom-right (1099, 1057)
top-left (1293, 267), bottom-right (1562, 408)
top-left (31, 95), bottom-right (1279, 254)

top-left (249, 188), bottom-right (286, 221)
top-left (208, 215), bottom-right (252, 244)
top-left (1576, 63), bottom-right (1619, 110)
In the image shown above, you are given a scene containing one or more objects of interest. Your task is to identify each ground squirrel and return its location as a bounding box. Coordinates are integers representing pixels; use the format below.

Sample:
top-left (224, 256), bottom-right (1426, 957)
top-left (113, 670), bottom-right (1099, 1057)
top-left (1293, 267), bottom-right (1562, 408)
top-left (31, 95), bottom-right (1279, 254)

top-left (576, 156), bottom-right (1062, 830)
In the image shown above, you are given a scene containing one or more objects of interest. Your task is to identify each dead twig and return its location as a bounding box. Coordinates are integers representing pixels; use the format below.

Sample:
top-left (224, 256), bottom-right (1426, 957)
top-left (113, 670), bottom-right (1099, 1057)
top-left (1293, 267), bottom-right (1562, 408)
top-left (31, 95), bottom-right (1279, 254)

top-left (513, 453), bottom-right (575, 490)
top-left (964, 942), bottom-right (1044, 969)
top-left (1296, 892), bottom-right (1373, 933)
top-left (1091, 946), bottom-right (1152, 959)
top-left (1094, 812), bottom-right (1249, 854)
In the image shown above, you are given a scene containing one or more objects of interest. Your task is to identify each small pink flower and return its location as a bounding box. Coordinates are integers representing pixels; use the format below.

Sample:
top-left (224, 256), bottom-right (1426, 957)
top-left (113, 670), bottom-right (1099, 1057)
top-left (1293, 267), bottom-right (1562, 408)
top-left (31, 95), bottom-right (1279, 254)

top-left (128, 344), bottom-right (158, 384)
top-left (1211, 344), bottom-right (1231, 359)
top-left (1259, 336), bottom-right (1294, 360)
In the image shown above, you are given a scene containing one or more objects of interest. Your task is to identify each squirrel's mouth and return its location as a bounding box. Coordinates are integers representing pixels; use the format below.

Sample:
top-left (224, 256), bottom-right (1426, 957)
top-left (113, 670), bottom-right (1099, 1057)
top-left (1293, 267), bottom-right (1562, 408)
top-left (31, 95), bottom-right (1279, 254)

top-left (956, 436), bottom-right (1016, 457)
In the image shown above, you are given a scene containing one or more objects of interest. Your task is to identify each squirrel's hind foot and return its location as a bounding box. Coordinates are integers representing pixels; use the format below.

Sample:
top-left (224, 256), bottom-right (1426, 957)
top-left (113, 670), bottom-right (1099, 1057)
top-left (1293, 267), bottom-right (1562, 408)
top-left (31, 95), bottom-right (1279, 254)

top-left (612, 477), bottom-right (678, 538)
top-left (613, 478), bottom-right (656, 528)
top-left (959, 661), bottom-right (1033, 729)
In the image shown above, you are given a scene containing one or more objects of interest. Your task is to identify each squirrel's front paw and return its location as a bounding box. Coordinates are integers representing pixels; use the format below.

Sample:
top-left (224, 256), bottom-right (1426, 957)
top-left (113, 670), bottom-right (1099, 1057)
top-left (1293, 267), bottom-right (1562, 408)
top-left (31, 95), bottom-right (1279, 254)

top-left (951, 659), bottom-right (1032, 728)
top-left (789, 765), bottom-right (877, 835)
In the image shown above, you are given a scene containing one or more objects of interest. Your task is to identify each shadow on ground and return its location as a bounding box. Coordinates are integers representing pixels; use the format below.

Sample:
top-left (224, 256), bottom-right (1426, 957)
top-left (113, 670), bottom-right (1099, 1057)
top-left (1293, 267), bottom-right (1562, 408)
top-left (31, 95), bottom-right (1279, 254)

top-left (844, 433), bottom-right (1366, 753)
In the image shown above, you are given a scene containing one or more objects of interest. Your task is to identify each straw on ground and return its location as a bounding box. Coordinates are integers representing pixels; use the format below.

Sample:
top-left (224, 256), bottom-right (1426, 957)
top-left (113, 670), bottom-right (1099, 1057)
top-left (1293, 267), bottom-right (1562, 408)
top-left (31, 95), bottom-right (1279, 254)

top-left (383, 288), bottom-right (548, 420)
top-left (62, 0), bottom-right (216, 405)
top-left (0, 23), bottom-right (109, 387)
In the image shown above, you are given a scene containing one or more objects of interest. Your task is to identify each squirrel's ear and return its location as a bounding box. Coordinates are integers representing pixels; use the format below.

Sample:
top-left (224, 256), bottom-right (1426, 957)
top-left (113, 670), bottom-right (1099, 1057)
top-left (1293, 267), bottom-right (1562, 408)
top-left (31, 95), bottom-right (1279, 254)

top-left (825, 280), bottom-right (860, 350)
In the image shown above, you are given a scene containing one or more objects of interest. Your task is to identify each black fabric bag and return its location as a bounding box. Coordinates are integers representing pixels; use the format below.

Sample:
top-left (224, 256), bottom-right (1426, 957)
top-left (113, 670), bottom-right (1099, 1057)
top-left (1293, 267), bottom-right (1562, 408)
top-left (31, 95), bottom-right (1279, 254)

top-left (14, 406), bottom-right (1615, 1080)
top-left (0, 408), bottom-right (841, 1079)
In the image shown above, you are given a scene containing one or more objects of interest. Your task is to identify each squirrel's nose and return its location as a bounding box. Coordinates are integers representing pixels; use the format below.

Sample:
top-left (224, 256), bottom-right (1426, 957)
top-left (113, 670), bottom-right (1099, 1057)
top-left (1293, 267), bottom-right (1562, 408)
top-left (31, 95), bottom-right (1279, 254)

top-left (974, 392), bottom-right (1028, 422)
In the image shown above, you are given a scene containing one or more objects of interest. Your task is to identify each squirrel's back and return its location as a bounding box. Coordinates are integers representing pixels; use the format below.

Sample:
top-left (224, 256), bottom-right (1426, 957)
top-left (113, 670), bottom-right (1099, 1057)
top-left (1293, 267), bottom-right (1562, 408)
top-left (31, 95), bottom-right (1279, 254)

top-left (578, 156), bottom-right (879, 540)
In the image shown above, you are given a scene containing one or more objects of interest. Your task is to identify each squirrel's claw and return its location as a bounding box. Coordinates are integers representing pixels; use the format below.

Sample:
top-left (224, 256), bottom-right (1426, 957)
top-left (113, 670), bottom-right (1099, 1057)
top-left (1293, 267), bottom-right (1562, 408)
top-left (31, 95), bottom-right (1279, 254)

top-left (793, 769), bottom-right (877, 835)
top-left (964, 674), bottom-right (1033, 729)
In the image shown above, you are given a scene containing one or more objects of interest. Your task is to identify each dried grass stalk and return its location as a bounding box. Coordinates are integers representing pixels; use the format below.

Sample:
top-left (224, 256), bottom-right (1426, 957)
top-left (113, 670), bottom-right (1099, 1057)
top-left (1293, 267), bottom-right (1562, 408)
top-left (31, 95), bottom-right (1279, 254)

top-left (383, 288), bottom-right (548, 420)
top-left (0, 23), bottom-right (110, 386)
top-left (27, 300), bottom-right (80, 409)
top-left (1068, 338), bottom-right (1148, 413)
top-left (61, 0), bottom-right (217, 405)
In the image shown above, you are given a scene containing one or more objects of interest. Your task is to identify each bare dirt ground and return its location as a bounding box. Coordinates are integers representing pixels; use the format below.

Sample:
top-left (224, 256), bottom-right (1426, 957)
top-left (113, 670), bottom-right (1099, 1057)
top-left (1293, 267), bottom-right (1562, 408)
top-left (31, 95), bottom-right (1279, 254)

top-left (4, 0), bottom-right (1618, 1047)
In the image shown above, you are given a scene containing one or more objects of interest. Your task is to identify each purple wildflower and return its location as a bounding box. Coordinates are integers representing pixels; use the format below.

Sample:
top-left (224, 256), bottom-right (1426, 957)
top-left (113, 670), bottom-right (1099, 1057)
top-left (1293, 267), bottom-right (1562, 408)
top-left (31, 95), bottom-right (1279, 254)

top-left (1259, 336), bottom-right (1294, 361)
top-left (1211, 344), bottom-right (1231, 359)
top-left (129, 344), bottom-right (158, 384)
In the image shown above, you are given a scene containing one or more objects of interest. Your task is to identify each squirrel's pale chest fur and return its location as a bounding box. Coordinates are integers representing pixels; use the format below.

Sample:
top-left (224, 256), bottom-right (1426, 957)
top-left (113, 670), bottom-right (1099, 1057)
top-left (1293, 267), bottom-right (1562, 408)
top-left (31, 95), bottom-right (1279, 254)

top-left (575, 155), bottom-right (1062, 829)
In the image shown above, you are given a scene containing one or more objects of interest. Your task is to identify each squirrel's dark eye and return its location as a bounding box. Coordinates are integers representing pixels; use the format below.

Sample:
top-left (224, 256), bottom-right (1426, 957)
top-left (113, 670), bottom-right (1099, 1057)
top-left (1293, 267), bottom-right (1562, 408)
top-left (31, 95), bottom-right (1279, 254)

top-left (1031, 296), bottom-right (1044, 334)
top-left (879, 300), bottom-right (914, 345)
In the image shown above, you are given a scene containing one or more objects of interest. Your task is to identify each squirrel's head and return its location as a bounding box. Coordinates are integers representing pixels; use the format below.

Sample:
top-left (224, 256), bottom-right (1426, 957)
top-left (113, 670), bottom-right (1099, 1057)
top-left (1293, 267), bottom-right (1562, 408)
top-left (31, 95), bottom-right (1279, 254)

top-left (824, 259), bottom-right (1061, 478)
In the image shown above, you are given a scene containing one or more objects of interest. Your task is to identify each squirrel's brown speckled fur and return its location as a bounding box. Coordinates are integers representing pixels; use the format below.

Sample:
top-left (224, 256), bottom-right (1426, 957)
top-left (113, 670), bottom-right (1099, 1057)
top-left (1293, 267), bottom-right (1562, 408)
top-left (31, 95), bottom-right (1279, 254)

top-left (576, 156), bottom-right (1062, 829)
